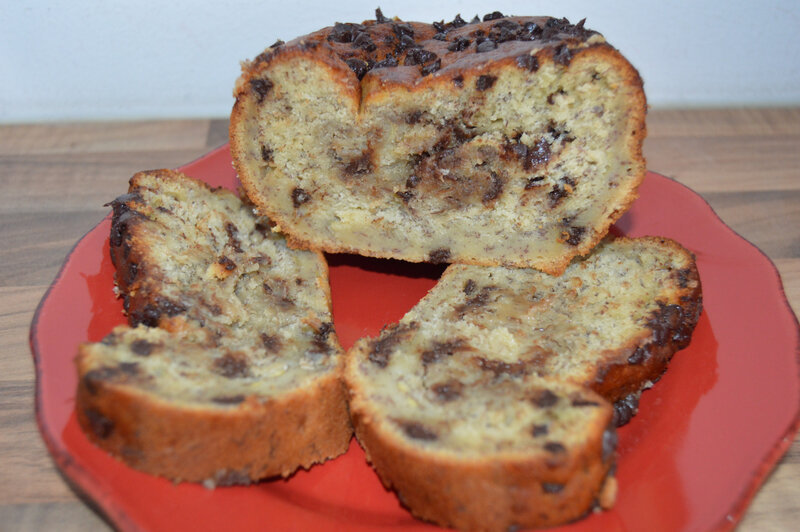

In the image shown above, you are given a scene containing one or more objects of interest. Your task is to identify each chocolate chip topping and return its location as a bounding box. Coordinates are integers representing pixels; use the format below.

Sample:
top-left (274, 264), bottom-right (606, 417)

top-left (404, 48), bottom-right (437, 66)
top-left (375, 7), bottom-right (389, 24)
top-left (447, 37), bottom-right (471, 52)
top-left (329, 22), bottom-right (365, 43)
top-left (345, 57), bottom-right (370, 80)
top-left (516, 53), bottom-right (540, 71)
top-left (483, 11), bottom-right (505, 21)
top-left (420, 58), bottom-right (442, 76)
top-left (291, 187), bottom-right (311, 208)
top-left (553, 44), bottom-right (573, 66)
top-left (476, 39), bottom-right (498, 53)
top-left (648, 302), bottom-right (689, 346)
top-left (374, 55), bottom-right (399, 68)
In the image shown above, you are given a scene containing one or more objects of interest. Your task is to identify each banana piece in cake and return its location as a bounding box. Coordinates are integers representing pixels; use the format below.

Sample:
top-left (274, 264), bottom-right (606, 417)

top-left (230, 11), bottom-right (647, 275)
top-left (75, 169), bottom-right (352, 484)
top-left (345, 236), bottom-right (702, 530)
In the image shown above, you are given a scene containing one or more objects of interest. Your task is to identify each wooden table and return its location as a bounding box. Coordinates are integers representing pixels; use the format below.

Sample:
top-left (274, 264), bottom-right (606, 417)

top-left (1, 109), bottom-right (798, 530)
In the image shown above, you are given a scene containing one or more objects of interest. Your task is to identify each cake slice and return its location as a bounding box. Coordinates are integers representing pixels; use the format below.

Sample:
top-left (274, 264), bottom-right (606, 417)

top-left (345, 236), bottom-right (702, 530)
top-left (75, 169), bottom-right (352, 484)
top-left (230, 11), bottom-right (647, 274)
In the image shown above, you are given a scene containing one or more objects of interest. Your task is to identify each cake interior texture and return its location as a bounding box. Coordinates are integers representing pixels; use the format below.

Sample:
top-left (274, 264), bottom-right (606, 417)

top-left (76, 171), bottom-right (350, 483)
top-left (231, 14), bottom-right (646, 274)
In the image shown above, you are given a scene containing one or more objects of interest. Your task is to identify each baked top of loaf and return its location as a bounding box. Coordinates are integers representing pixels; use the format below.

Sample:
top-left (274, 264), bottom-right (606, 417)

top-left (75, 170), bottom-right (351, 483)
top-left (344, 236), bottom-right (701, 530)
top-left (230, 10), bottom-right (647, 274)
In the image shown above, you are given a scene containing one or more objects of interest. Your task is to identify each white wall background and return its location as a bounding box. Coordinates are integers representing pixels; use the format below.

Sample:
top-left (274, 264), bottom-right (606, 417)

top-left (2, 0), bottom-right (799, 123)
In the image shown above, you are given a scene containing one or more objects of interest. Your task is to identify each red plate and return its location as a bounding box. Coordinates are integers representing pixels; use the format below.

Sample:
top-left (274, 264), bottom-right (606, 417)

top-left (31, 145), bottom-right (800, 532)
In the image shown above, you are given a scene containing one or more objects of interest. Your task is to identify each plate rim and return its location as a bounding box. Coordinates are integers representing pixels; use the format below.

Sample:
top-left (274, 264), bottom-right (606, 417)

top-left (28, 149), bottom-right (800, 532)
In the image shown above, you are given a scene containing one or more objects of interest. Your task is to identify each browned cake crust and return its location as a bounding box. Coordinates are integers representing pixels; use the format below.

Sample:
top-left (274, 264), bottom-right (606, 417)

top-left (230, 11), bottom-right (646, 275)
top-left (75, 170), bottom-right (352, 484)
top-left (344, 236), bottom-right (701, 530)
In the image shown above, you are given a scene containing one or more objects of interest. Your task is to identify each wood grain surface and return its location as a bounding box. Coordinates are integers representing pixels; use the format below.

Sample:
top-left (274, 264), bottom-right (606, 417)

top-left (1, 109), bottom-right (798, 531)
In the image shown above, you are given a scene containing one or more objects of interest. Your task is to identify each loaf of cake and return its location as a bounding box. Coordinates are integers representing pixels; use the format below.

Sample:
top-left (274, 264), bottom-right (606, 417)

top-left (230, 10), bottom-right (647, 275)
top-left (75, 169), bottom-right (352, 484)
top-left (345, 236), bottom-right (702, 530)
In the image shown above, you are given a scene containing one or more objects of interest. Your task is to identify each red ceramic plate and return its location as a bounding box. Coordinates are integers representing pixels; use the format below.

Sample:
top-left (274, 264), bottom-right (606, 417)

top-left (31, 145), bottom-right (800, 532)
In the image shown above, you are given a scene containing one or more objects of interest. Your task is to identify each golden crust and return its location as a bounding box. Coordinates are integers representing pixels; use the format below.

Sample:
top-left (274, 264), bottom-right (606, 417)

top-left (76, 358), bottom-right (351, 483)
top-left (347, 386), bottom-right (613, 531)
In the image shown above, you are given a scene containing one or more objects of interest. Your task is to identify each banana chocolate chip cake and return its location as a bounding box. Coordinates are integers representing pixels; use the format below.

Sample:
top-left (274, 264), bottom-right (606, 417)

top-left (345, 236), bottom-right (702, 530)
top-left (75, 170), bottom-right (352, 484)
top-left (231, 10), bottom-right (647, 275)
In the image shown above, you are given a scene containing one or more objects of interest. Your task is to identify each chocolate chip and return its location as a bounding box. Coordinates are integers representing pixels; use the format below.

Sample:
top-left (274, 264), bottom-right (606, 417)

top-left (421, 339), bottom-right (469, 365)
top-left (261, 333), bottom-right (282, 353)
top-left (432, 32), bottom-right (447, 41)
top-left (269, 39), bottom-right (284, 48)
top-left (374, 55), bottom-right (398, 68)
top-left (613, 393), bottom-right (640, 426)
top-left (224, 222), bottom-right (243, 253)
top-left (368, 322), bottom-right (418, 368)
top-left (218, 255), bottom-right (236, 271)
top-left (524, 176), bottom-right (545, 189)
top-left (291, 187), bottom-right (311, 208)
top-left (482, 172), bottom-right (504, 203)
top-left (395, 189), bottom-right (414, 202)
top-left (565, 226), bottom-right (585, 246)
top-left (463, 279), bottom-right (476, 295)
top-left (260, 144), bottom-right (273, 163)
top-left (627, 346), bottom-right (648, 364)
top-left (345, 58), bottom-right (369, 80)
top-left (130, 297), bottom-right (186, 328)
top-left (402, 421), bottom-right (438, 441)
top-left (548, 184), bottom-right (569, 207)
top-left (84, 408), bottom-right (114, 439)
top-left (212, 395), bottom-right (246, 405)
top-left (475, 75), bottom-right (497, 91)
top-left (532, 424), bottom-right (549, 437)
top-left (544, 441), bottom-right (566, 454)
top-left (375, 7), bottom-right (389, 23)
top-left (427, 247), bottom-right (451, 263)
top-left (405, 110), bottom-right (424, 124)
top-left (452, 75), bottom-right (464, 87)
top-left (432, 20), bottom-right (445, 33)
top-left (250, 78), bottom-right (273, 103)
top-left (393, 22), bottom-right (415, 39)
top-left (483, 11), bottom-right (505, 21)
top-left (532, 389), bottom-right (559, 407)
top-left (602, 428), bottom-right (618, 461)
top-left (447, 37), bottom-right (471, 52)
top-left (212, 353), bottom-right (251, 378)
top-left (406, 174), bottom-right (420, 188)
top-left (516, 54), bottom-right (539, 72)
top-left (553, 44), bottom-right (573, 66)
top-left (353, 32), bottom-right (377, 52)
top-left (450, 14), bottom-right (467, 28)
top-left (470, 15), bottom-right (481, 24)
top-left (571, 397), bottom-right (600, 407)
top-left (420, 58), bottom-right (441, 76)
top-left (130, 339), bottom-right (154, 357)
top-left (648, 303), bottom-right (686, 345)
top-left (311, 322), bottom-right (334, 354)
top-left (404, 48), bottom-right (437, 66)
top-left (431, 379), bottom-right (464, 402)
top-left (476, 357), bottom-right (532, 377)
top-left (344, 149), bottom-right (374, 177)
top-left (476, 39), bottom-right (498, 53)
top-left (454, 286), bottom-right (495, 318)
top-left (542, 482), bottom-right (564, 494)
top-left (329, 22), bottom-right (364, 43)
